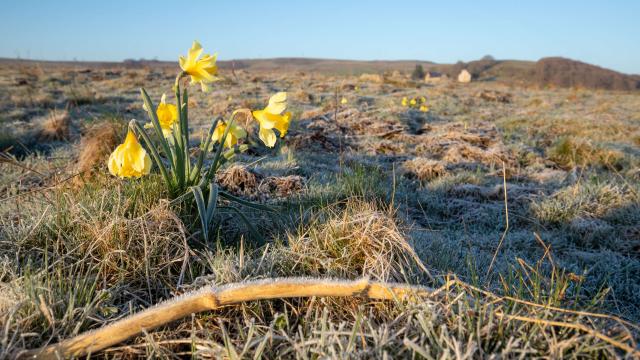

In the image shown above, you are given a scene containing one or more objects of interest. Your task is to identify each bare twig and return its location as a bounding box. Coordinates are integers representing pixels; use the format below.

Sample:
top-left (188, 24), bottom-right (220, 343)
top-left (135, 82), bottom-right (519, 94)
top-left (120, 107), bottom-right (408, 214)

top-left (19, 277), bottom-right (435, 359)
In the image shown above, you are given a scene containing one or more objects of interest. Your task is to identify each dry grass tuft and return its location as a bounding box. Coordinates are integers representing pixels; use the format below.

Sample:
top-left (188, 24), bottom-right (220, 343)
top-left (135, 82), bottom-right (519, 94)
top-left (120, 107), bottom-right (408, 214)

top-left (217, 165), bottom-right (305, 199)
top-left (35, 110), bottom-right (71, 142)
top-left (76, 121), bottom-right (122, 175)
top-left (549, 137), bottom-right (625, 169)
top-left (403, 157), bottom-right (447, 182)
top-left (258, 175), bottom-right (305, 197)
top-left (216, 164), bottom-right (259, 196)
top-left (285, 198), bottom-right (430, 282)
top-left (359, 73), bottom-right (383, 83)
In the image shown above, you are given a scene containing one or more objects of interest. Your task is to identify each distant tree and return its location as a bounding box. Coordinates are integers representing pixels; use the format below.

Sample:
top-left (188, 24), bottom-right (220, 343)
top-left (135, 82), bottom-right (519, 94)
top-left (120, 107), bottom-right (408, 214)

top-left (411, 64), bottom-right (425, 80)
top-left (481, 55), bottom-right (495, 61)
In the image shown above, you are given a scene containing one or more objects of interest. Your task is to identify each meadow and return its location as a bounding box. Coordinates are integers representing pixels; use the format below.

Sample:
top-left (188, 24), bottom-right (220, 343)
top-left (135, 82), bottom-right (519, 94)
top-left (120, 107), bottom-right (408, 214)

top-left (1, 49), bottom-right (639, 358)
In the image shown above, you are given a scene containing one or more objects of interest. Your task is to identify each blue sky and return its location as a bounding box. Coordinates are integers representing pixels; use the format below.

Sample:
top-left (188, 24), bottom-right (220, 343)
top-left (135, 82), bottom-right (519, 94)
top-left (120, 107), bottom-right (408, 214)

top-left (1, 0), bottom-right (639, 74)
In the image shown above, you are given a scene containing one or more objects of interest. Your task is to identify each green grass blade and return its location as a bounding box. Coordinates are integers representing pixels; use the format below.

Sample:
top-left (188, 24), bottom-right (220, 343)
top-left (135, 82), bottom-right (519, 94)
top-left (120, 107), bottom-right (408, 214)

top-left (218, 191), bottom-right (275, 212)
top-left (190, 185), bottom-right (209, 242)
top-left (218, 205), bottom-right (264, 243)
top-left (206, 183), bottom-right (219, 226)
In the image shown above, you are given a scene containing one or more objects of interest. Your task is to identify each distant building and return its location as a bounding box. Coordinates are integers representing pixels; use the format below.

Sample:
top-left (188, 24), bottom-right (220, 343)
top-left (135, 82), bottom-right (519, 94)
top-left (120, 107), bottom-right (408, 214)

top-left (424, 71), bottom-right (445, 83)
top-left (457, 69), bottom-right (472, 83)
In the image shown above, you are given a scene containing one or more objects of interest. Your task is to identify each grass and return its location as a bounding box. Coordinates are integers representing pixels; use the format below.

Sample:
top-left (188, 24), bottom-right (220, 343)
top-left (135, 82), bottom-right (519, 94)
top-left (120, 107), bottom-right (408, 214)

top-left (1, 61), bottom-right (639, 358)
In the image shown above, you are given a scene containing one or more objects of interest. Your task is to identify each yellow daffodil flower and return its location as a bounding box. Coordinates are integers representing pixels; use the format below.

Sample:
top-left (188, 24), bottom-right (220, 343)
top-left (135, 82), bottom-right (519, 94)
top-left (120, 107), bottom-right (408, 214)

top-left (401, 97), bottom-right (408, 106)
top-left (420, 96), bottom-right (427, 104)
top-left (410, 98), bottom-right (417, 106)
top-left (252, 92), bottom-right (291, 148)
top-left (144, 94), bottom-right (178, 138)
top-left (212, 121), bottom-right (247, 148)
top-left (340, 97), bottom-right (348, 104)
top-left (419, 105), bottom-right (429, 112)
top-left (108, 128), bottom-right (151, 178)
top-left (179, 41), bottom-right (218, 92)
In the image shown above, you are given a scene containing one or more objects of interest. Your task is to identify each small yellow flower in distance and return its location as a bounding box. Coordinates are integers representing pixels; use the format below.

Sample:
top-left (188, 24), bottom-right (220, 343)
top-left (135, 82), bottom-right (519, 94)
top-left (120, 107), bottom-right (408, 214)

top-left (144, 94), bottom-right (178, 138)
top-left (179, 41), bottom-right (219, 92)
top-left (419, 105), bottom-right (429, 112)
top-left (340, 97), bottom-right (348, 104)
top-left (420, 96), bottom-right (427, 104)
top-left (355, 85), bottom-right (360, 92)
top-left (252, 92), bottom-right (291, 148)
top-left (401, 97), bottom-right (408, 106)
top-left (410, 98), bottom-right (417, 106)
top-left (108, 128), bottom-right (151, 178)
top-left (212, 121), bottom-right (247, 148)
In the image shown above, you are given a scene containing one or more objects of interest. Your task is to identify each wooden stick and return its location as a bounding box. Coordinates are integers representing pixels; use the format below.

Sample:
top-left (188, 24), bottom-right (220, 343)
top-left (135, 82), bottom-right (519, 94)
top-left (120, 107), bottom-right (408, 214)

top-left (19, 277), bottom-right (433, 359)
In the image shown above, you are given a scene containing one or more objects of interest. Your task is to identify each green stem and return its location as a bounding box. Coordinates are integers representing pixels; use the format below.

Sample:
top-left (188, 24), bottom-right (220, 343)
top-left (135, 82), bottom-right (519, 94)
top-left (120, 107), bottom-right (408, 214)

top-left (202, 115), bottom-right (236, 185)
top-left (140, 88), bottom-right (174, 169)
top-left (130, 121), bottom-right (172, 188)
top-left (190, 117), bottom-right (220, 183)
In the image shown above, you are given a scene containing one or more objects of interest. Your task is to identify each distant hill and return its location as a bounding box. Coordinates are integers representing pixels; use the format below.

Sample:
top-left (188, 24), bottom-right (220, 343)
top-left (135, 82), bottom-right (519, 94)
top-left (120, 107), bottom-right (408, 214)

top-left (1, 56), bottom-right (638, 91)
top-left (533, 57), bottom-right (640, 91)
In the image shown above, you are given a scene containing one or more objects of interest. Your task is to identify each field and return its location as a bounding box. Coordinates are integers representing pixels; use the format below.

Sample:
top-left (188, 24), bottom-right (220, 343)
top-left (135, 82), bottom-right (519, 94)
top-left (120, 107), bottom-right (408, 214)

top-left (1, 59), bottom-right (640, 358)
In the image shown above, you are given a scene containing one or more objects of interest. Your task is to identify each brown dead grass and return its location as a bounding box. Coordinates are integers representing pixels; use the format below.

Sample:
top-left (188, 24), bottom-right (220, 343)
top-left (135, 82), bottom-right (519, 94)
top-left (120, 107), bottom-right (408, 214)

top-left (403, 158), bottom-right (447, 182)
top-left (216, 165), bottom-right (259, 196)
top-left (76, 121), bottom-right (121, 175)
top-left (35, 110), bottom-right (71, 142)
top-left (285, 198), bottom-right (431, 282)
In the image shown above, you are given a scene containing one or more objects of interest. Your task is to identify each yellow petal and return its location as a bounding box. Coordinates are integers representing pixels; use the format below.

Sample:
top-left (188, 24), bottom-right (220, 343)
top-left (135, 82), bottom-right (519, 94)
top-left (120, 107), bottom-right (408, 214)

top-left (259, 127), bottom-right (277, 148)
top-left (212, 122), bottom-right (225, 143)
top-left (107, 129), bottom-right (151, 178)
top-left (108, 151), bottom-right (118, 176)
top-left (188, 41), bottom-right (204, 63)
top-left (274, 112), bottom-right (291, 138)
top-left (265, 92), bottom-right (287, 114)
top-left (252, 109), bottom-right (276, 130)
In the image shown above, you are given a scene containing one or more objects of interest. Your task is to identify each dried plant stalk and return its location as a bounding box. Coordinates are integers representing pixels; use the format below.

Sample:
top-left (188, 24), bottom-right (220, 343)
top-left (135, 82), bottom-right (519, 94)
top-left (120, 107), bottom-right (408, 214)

top-left (20, 277), bottom-right (433, 359)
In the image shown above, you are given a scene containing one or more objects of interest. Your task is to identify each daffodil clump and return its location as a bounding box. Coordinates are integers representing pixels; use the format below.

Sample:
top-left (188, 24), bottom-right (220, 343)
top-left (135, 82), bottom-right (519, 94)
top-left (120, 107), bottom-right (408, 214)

top-left (401, 96), bottom-right (429, 112)
top-left (107, 41), bottom-right (290, 240)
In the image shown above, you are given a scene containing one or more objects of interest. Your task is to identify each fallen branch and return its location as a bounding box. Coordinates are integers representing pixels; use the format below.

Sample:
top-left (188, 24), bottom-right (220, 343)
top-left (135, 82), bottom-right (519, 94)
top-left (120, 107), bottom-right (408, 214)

top-left (19, 276), bottom-right (640, 358)
top-left (19, 277), bottom-right (434, 359)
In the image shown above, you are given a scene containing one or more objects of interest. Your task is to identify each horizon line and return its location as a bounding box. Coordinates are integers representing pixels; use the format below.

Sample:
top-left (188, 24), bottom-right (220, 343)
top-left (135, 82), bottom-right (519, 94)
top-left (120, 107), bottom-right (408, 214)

top-left (2, 56), bottom-right (637, 76)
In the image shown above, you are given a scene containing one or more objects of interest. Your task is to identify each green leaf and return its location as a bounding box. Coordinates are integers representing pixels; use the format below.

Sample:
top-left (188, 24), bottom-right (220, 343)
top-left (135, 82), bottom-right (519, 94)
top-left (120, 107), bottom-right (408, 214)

top-left (181, 87), bottom-right (191, 178)
top-left (218, 191), bottom-right (275, 212)
top-left (204, 117), bottom-right (235, 184)
top-left (206, 183), bottom-right (219, 227)
top-left (140, 88), bottom-right (174, 168)
top-left (130, 120), bottom-right (173, 189)
top-left (218, 205), bottom-right (264, 243)
top-left (190, 185), bottom-right (209, 242)
top-left (190, 117), bottom-right (220, 183)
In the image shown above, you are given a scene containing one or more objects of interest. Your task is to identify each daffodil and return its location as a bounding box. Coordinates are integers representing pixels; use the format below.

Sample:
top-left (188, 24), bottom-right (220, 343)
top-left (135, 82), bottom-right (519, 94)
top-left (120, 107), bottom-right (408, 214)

top-left (340, 97), bottom-right (348, 104)
top-left (212, 121), bottom-right (247, 148)
top-left (179, 41), bottom-right (218, 92)
top-left (420, 96), bottom-right (427, 104)
top-left (410, 98), bottom-right (417, 106)
top-left (419, 105), bottom-right (429, 112)
top-left (401, 97), bottom-right (408, 106)
top-left (252, 92), bottom-right (291, 148)
top-left (108, 128), bottom-right (151, 178)
top-left (144, 94), bottom-right (178, 137)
